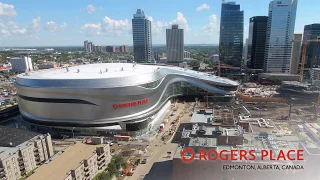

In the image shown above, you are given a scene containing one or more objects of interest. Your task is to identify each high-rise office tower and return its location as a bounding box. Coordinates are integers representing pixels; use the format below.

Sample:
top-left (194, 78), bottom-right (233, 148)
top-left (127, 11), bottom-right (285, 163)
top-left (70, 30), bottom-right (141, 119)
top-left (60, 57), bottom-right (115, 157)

top-left (119, 45), bottom-right (129, 53)
top-left (290, 34), bottom-right (302, 74)
top-left (264, 0), bottom-right (298, 73)
top-left (219, 1), bottom-right (244, 64)
top-left (166, 24), bottom-right (184, 65)
top-left (88, 42), bottom-right (92, 52)
top-left (106, 46), bottom-right (116, 53)
top-left (246, 16), bottom-right (268, 70)
top-left (184, 51), bottom-right (191, 59)
top-left (132, 9), bottom-right (153, 63)
top-left (84, 40), bottom-right (88, 52)
top-left (302, 24), bottom-right (320, 69)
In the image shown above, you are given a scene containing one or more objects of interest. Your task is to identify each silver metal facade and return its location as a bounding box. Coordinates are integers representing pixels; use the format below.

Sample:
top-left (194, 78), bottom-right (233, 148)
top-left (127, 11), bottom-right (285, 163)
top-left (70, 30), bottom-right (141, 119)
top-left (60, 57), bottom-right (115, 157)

top-left (264, 0), bottom-right (298, 73)
top-left (16, 64), bottom-right (239, 128)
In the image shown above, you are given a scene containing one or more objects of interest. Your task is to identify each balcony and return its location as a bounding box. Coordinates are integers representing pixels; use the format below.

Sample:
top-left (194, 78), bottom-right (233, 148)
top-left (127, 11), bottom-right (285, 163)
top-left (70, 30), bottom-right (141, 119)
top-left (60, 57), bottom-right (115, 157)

top-left (35, 155), bottom-right (40, 160)
top-left (0, 168), bottom-right (3, 172)
top-left (97, 155), bottom-right (105, 161)
top-left (19, 166), bottom-right (25, 171)
top-left (34, 151), bottom-right (39, 155)
top-left (85, 171), bottom-right (90, 176)
top-left (19, 161), bottom-right (24, 166)
top-left (98, 152), bottom-right (105, 159)
top-left (1, 177), bottom-right (7, 180)
top-left (98, 159), bottom-right (105, 167)
top-left (33, 147), bottom-right (38, 152)
top-left (0, 172), bottom-right (5, 178)
top-left (84, 167), bottom-right (89, 172)
top-left (18, 157), bottom-right (23, 161)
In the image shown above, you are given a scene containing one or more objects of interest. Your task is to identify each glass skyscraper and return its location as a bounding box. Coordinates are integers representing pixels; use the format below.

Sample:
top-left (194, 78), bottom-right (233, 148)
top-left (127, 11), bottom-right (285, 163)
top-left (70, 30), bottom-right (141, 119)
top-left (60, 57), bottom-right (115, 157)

top-left (247, 16), bottom-right (268, 70)
top-left (219, 1), bottom-right (244, 65)
top-left (264, 0), bottom-right (298, 73)
top-left (302, 24), bottom-right (320, 69)
top-left (132, 9), bottom-right (153, 63)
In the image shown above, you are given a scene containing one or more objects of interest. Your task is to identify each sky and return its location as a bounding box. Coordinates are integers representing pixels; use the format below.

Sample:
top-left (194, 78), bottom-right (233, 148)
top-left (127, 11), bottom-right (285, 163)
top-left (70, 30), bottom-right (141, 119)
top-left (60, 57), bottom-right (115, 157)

top-left (0, 0), bottom-right (319, 47)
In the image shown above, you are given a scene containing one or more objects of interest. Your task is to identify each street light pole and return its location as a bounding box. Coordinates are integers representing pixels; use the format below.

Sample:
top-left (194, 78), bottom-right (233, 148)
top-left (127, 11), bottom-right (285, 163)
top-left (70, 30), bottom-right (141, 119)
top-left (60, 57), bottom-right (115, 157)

top-left (72, 127), bottom-right (75, 141)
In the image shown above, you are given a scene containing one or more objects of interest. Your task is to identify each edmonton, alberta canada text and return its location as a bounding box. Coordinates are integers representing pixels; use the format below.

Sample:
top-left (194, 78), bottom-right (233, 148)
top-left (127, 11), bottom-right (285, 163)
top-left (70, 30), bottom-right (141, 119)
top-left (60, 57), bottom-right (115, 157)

top-left (222, 165), bottom-right (304, 171)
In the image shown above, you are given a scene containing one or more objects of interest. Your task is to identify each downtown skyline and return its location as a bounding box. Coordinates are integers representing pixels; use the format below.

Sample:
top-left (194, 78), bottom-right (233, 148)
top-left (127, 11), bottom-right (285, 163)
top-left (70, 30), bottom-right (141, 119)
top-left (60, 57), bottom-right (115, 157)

top-left (0, 0), bottom-right (319, 46)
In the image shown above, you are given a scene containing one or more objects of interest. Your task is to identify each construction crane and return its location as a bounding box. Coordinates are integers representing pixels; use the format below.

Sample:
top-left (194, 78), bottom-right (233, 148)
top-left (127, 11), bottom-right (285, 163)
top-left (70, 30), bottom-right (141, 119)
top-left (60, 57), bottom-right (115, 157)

top-left (291, 37), bottom-right (320, 82)
top-left (292, 36), bottom-right (320, 120)
top-left (218, 59), bottom-right (221, 77)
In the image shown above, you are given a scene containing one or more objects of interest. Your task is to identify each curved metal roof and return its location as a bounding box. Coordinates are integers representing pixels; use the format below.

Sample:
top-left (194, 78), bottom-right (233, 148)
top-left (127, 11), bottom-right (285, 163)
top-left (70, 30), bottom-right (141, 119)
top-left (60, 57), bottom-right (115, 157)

top-left (16, 63), bottom-right (239, 88)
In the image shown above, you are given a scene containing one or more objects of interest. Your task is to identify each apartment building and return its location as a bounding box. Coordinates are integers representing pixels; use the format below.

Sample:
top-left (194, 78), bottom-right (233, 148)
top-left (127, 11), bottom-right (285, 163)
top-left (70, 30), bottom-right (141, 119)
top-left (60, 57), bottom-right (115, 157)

top-left (28, 137), bottom-right (111, 180)
top-left (10, 57), bottom-right (33, 72)
top-left (0, 126), bottom-right (54, 180)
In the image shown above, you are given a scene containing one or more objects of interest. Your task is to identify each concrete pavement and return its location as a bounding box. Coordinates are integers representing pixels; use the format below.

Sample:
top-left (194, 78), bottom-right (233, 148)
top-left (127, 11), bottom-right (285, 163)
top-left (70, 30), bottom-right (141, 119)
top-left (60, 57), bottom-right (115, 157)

top-left (126, 103), bottom-right (191, 180)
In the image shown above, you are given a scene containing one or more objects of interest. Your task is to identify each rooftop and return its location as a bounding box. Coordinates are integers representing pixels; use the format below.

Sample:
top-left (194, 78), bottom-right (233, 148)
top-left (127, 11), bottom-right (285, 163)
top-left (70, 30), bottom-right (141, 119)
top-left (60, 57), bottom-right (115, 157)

top-left (27, 142), bottom-right (106, 180)
top-left (0, 126), bottom-right (39, 147)
top-left (0, 127), bottom-right (43, 160)
top-left (188, 137), bottom-right (217, 147)
top-left (282, 81), bottom-right (311, 87)
top-left (260, 73), bottom-right (300, 77)
top-left (16, 63), bottom-right (238, 86)
top-left (190, 113), bottom-right (213, 124)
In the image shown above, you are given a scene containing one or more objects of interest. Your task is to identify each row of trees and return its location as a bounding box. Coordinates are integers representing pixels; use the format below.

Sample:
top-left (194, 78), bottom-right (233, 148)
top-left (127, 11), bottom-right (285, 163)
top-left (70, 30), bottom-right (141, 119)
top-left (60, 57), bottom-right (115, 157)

top-left (95, 155), bottom-right (128, 180)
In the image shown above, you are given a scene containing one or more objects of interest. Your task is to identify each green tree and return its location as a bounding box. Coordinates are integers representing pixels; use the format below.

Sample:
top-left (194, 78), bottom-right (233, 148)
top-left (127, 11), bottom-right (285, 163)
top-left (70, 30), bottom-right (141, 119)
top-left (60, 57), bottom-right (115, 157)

top-left (97, 171), bottom-right (112, 180)
top-left (107, 162), bottom-right (118, 175)
top-left (188, 61), bottom-right (200, 68)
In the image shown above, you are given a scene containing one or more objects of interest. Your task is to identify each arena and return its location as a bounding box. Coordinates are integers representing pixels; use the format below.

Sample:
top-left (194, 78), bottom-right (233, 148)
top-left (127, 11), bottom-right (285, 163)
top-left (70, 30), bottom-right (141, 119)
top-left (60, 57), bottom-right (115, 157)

top-left (16, 63), bottom-right (239, 134)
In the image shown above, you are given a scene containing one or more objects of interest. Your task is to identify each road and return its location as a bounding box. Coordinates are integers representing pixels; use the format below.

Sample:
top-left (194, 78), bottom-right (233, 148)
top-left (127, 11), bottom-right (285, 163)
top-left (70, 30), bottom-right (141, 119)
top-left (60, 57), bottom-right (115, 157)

top-left (127, 102), bottom-right (193, 180)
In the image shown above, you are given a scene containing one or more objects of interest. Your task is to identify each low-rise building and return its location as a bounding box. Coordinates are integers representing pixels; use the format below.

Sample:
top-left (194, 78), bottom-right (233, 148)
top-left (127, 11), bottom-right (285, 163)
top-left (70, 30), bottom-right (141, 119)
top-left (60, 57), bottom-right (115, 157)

top-left (0, 126), bottom-right (54, 180)
top-left (27, 139), bottom-right (111, 180)
top-left (37, 62), bottom-right (59, 69)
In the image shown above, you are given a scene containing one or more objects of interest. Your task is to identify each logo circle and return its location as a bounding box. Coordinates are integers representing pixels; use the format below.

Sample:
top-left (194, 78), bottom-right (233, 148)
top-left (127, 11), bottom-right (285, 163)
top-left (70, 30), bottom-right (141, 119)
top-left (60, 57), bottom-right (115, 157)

top-left (113, 104), bottom-right (119, 109)
top-left (180, 148), bottom-right (195, 163)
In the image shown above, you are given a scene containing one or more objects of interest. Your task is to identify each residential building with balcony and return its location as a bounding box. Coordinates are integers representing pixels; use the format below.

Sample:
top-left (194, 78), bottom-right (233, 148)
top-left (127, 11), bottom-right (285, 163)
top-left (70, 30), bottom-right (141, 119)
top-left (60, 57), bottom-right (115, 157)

top-left (0, 126), bottom-right (54, 180)
top-left (27, 138), bottom-right (111, 180)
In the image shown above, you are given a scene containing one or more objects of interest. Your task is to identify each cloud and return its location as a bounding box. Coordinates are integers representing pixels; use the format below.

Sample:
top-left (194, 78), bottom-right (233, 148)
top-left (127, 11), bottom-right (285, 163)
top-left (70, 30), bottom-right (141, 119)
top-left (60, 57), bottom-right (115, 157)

top-left (101, 16), bottom-right (131, 36)
top-left (172, 12), bottom-right (189, 31)
top-left (0, 20), bottom-right (6, 29)
top-left (7, 21), bottom-right (26, 35)
top-left (151, 12), bottom-right (189, 35)
top-left (44, 21), bottom-right (67, 33)
top-left (196, 4), bottom-right (210, 12)
top-left (80, 23), bottom-right (101, 37)
top-left (146, 15), bottom-right (153, 22)
top-left (27, 17), bottom-right (41, 35)
top-left (0, 29), bottom-right (11, 37)
top-left (7, 21), bottom-right (18, 30)
top-left (80, 16), bottom-right (130, 37)
top-left (11, 28), bottom-right (27, 35)
top-left (202, 14), bottom-right (219, 33)
top-left (0, 2), bottom-right (17, 18)
top-left (6, 17), bottom-right (41, 36)
top-left (87, 4), bottom-right (96, 14)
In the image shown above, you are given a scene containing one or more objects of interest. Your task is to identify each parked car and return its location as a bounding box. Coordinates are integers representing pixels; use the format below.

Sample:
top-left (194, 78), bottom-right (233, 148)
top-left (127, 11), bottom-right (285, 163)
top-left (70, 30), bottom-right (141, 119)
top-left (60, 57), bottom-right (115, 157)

top-left (141, 158), bottom-right (148, 164)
